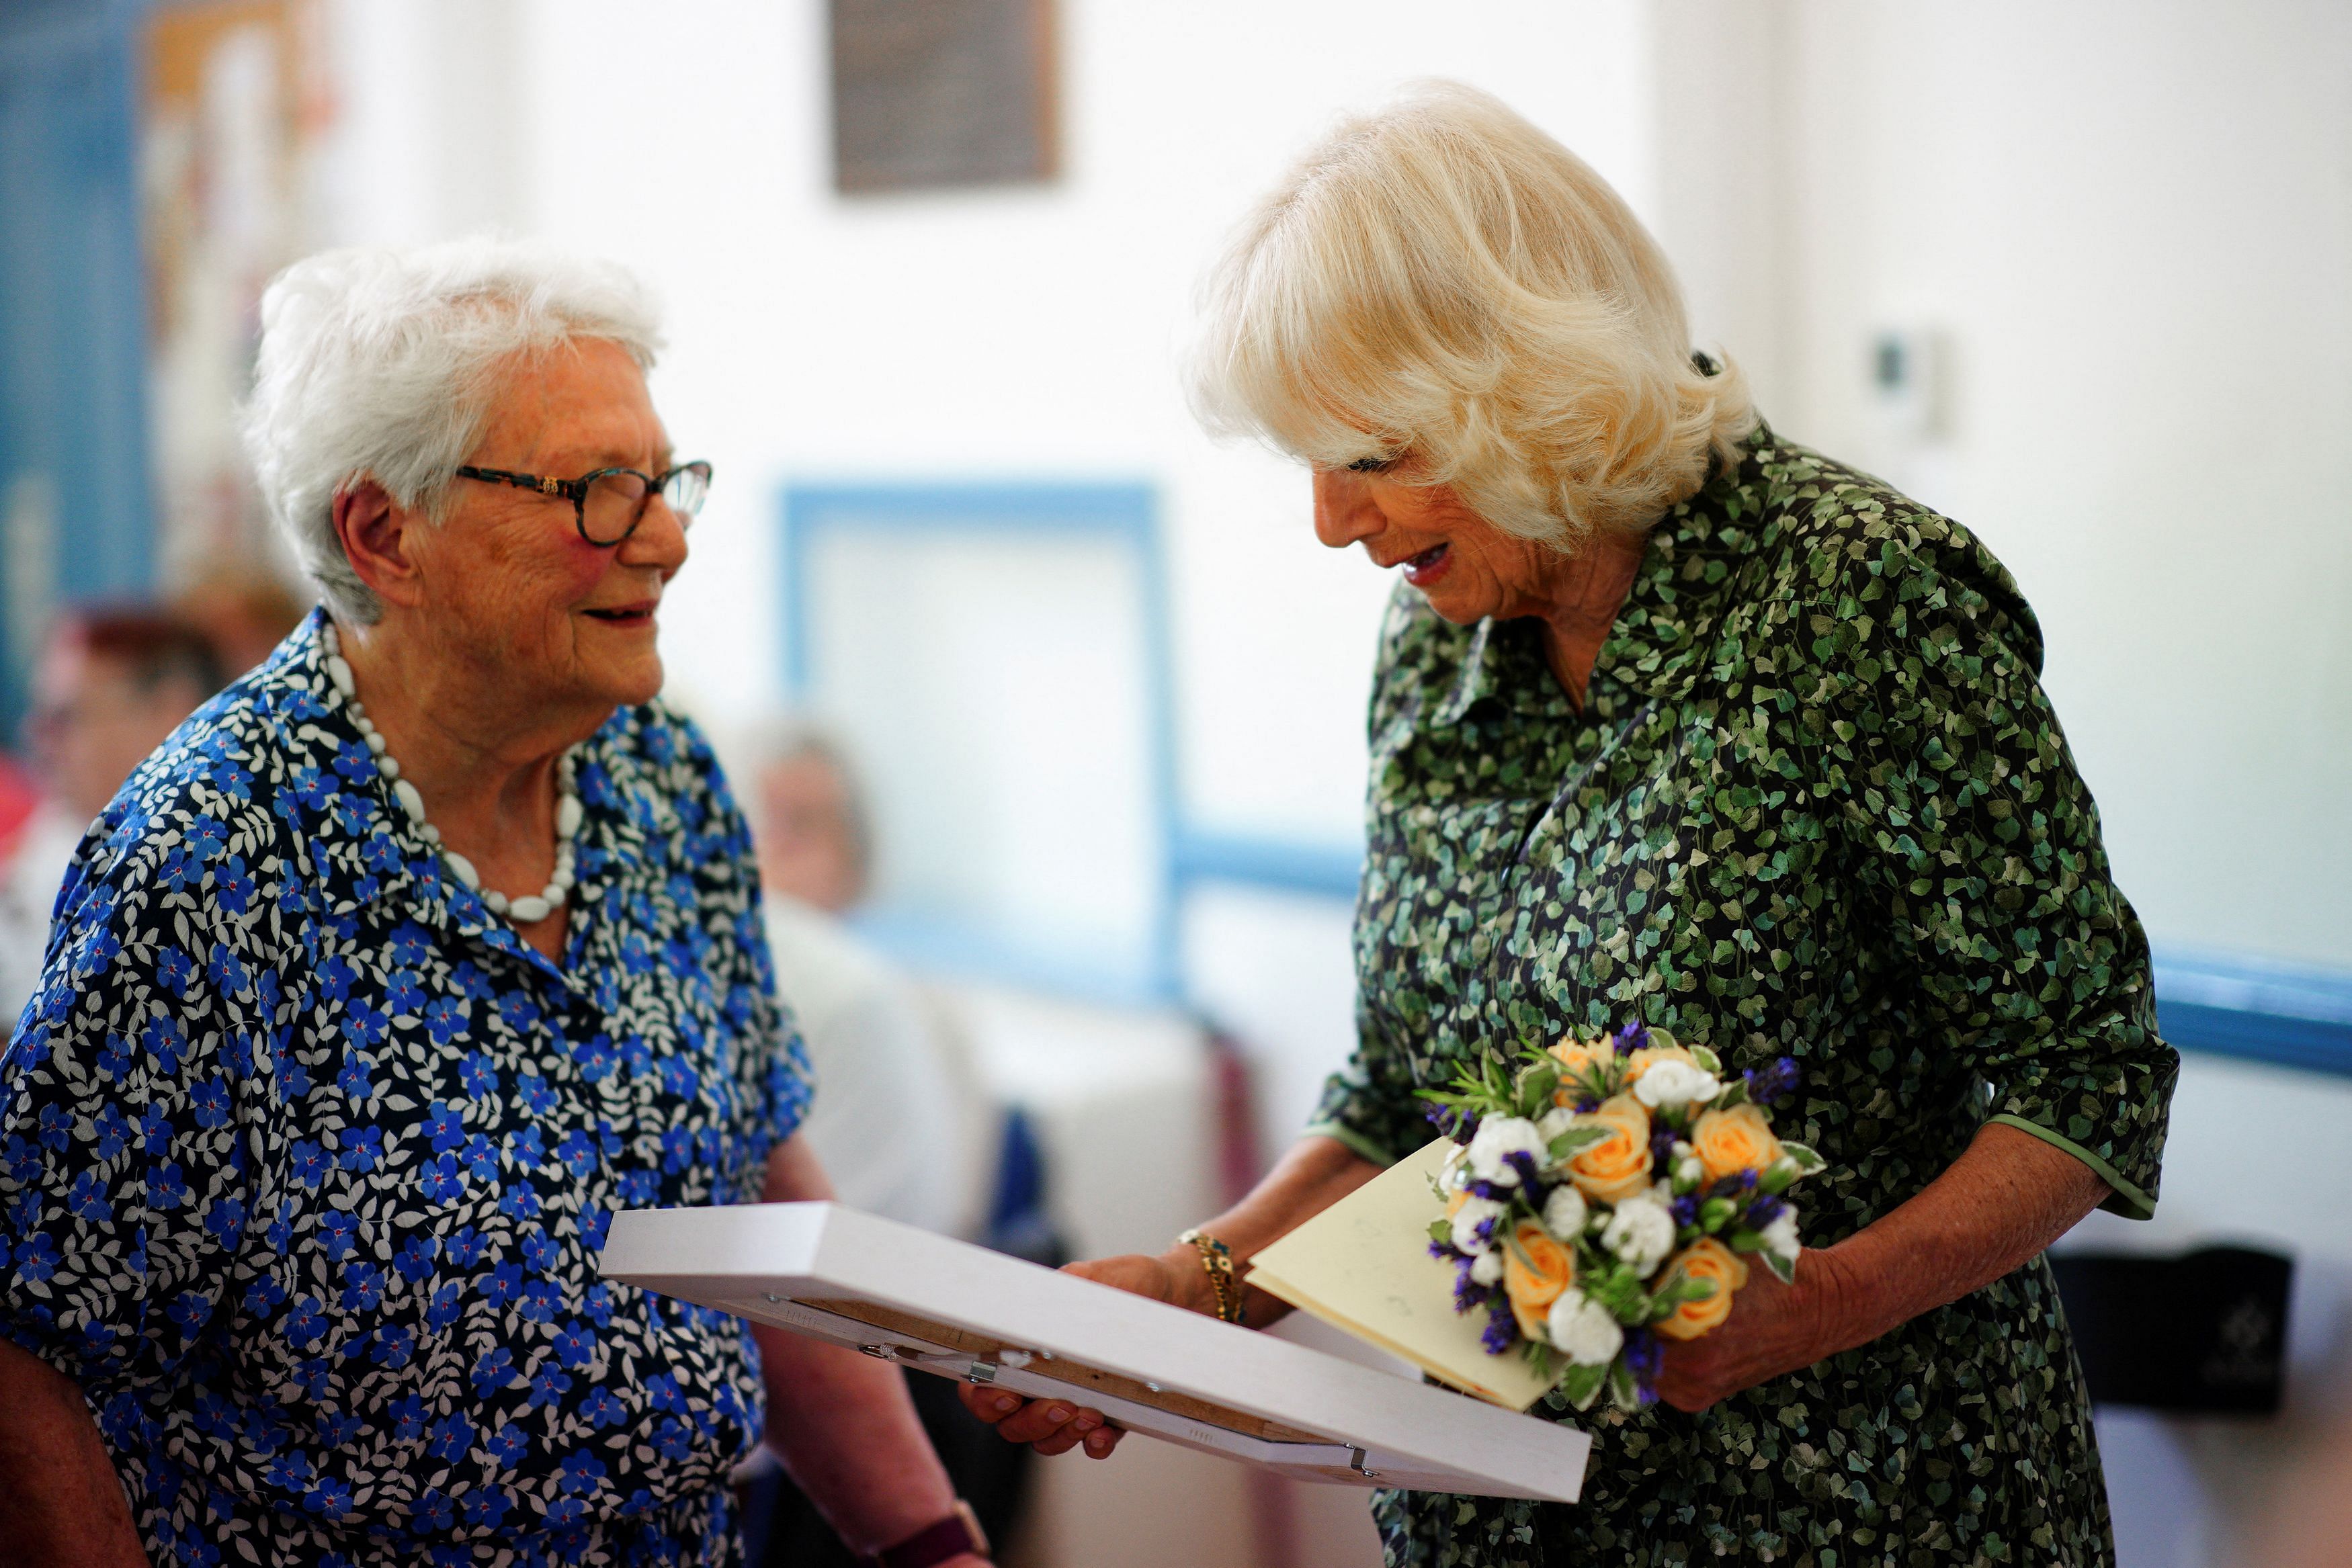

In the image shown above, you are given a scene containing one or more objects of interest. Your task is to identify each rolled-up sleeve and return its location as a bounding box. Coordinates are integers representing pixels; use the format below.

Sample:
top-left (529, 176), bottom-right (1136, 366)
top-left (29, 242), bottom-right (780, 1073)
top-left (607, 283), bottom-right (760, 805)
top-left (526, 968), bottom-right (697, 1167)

top-left (1812, 509), bottom-right (2178, 1218)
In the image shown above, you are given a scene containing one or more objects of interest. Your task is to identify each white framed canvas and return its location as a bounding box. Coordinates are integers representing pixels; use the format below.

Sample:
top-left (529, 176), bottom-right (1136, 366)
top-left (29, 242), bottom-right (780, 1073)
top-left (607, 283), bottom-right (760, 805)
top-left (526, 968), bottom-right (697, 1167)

top-left (601, 1201), bottom-right (1590, 1503)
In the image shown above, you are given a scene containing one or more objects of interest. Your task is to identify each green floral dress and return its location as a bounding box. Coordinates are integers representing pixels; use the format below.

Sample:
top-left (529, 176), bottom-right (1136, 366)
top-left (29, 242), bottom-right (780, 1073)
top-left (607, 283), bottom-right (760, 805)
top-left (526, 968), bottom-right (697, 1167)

top-left (1308, 422), bottom-right (2178, 1568)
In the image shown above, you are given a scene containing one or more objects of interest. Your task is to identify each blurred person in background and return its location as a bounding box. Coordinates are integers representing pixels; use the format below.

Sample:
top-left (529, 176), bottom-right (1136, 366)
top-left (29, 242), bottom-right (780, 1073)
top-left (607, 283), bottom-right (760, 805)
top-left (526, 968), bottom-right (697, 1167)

top-left (173, 570), bottom-right (312, 681)
top-left (749, 724), bottom-right (989, 1237)
top-left (0, 240), bottom-right (988, 1568)
top-left (740, 724), bottom-right (1024, 1568)
top-left (972, 82), bottom-right (2178, 1567)
top-left (0, 609), bottom-right (226, 1023)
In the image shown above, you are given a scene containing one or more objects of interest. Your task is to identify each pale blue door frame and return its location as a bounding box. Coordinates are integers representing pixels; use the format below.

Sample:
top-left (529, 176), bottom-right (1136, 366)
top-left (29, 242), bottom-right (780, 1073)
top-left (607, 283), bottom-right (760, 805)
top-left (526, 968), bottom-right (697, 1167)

top-left (0, 0), bottom-right (157, 728)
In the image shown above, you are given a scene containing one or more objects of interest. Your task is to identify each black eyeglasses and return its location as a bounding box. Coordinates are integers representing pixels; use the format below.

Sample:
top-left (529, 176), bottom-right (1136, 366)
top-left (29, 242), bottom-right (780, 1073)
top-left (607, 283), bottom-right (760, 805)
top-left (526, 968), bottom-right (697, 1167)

top-left (454, 460), bottom-right (714, 547)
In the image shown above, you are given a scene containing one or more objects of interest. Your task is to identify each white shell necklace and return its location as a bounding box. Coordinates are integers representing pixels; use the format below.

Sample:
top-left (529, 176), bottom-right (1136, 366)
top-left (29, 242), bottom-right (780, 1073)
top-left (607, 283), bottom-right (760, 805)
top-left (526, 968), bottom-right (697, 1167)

top-left (318, 621), bottom-right (581, 925)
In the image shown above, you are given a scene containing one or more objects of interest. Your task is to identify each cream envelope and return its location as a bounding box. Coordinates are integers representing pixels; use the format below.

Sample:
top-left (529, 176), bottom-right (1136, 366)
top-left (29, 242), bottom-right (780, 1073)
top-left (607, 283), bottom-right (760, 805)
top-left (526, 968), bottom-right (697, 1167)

top-left (1246, 1137), bottom-right (1558, 1411)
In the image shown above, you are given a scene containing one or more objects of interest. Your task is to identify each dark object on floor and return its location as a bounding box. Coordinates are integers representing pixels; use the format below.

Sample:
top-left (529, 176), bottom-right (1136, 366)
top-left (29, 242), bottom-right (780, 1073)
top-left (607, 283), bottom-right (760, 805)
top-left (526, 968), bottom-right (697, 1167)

top-left (2050, 1246), bottom-right (2292, 1415)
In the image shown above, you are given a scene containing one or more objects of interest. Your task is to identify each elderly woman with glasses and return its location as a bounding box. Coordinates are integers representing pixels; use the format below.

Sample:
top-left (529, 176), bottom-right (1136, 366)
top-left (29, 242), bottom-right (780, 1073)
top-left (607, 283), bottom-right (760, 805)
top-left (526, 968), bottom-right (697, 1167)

top-left (0, 242), bottom-right (989, 1568)
top-left (972, 85), bottom-right (2179, 1567)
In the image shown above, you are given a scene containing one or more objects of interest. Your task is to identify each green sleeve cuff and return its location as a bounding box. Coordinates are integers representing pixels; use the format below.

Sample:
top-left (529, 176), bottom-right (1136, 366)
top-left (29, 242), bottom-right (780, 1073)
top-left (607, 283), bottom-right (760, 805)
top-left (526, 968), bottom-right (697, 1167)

top-left (1302, 1120), bottom-right (1399, 1170)
top-left (1987, 1113), bottom-right (2156, 1221)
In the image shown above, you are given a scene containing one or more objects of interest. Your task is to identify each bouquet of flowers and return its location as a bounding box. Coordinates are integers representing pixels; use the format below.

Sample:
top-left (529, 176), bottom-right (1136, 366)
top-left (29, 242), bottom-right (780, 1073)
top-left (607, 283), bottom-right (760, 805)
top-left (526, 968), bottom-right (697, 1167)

top-left (1419, 1023), bottom-right (1820, 1413)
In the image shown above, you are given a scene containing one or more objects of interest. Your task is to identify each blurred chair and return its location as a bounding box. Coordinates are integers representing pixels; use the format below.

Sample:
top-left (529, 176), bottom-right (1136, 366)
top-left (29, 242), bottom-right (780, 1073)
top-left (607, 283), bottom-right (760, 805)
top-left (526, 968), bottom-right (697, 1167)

top-left (2050, 1246), bottom-right (2294, 1415)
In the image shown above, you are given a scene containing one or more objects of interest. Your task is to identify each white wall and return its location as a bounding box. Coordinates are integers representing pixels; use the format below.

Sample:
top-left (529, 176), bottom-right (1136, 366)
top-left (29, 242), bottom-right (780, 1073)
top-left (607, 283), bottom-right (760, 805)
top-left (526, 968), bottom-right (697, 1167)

top-left (495, 0), bottom-right (1660, 848)
top-left (1771, 0), bottom-right (2352, 971)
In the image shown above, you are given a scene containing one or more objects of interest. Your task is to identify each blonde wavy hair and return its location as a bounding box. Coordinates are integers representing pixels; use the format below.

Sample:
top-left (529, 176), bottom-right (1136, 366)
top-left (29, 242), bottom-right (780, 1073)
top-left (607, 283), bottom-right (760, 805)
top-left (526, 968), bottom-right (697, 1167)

top-left (1189, 81), bottom-right (1755, 548)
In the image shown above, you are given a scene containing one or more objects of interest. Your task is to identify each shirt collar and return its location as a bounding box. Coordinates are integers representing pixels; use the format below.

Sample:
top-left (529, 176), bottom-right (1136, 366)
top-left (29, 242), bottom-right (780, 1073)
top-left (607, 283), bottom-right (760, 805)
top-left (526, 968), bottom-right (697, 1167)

top-left (1429, 420), bottom-right (1779, 726)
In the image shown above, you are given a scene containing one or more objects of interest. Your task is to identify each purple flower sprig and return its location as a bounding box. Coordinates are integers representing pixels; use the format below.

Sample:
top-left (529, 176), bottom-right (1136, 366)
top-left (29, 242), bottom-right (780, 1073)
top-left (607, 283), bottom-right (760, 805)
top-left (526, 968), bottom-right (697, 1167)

top-left (1648, 1125), bottom-right (1679, 1174)
top-left (1613, 1021), bottom-right (1652, 1057)
top-left (1426, 1103), bottom-right (1482, 1142)
top-left (1622, 1327), bottom-right (1663, 1401)
top-left (1745, 1194), bottom-right (1787, 1230)
top-left (1743, 1056), bottom-right (1802, 1107)
top-left (1709, 1169), bottom-right (1758, 1201)
top-left (1452, 1255), bottom-right (1498, 1312)
top-left (1480, 1299), bottom-right (1519, 1355)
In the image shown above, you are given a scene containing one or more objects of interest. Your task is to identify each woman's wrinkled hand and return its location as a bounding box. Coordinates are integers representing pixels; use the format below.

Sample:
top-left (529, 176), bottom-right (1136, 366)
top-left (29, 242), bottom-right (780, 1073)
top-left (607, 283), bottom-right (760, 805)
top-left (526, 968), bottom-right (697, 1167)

top-left (1652, 1250), bottom-right (1839, 1412)
top-left (955, 1250), bottom-right (1214, 1458)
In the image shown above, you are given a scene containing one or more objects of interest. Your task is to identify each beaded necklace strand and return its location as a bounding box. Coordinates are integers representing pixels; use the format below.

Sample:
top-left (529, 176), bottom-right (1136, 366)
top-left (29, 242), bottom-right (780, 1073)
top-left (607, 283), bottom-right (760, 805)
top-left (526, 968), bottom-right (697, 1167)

top-left (319, 622), bottom-right (581, 924)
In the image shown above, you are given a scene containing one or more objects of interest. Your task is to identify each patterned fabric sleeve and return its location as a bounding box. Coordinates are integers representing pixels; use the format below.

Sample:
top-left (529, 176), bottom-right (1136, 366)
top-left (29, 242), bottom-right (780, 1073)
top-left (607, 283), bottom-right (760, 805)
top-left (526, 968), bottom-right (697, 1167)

top-left (1806, 495), bottom-right (2179, 1217)
top-left (1304, 1009), bottom-right (1439, 1169)
top-left (1, 789), bottom-right (274, 1395)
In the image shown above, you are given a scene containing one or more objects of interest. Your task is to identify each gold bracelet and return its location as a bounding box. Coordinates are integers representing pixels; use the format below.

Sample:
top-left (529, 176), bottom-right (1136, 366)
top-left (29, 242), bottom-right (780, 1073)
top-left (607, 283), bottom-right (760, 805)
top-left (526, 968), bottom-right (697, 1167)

top-left (1176, 1228), bottom-right (1245, 1323)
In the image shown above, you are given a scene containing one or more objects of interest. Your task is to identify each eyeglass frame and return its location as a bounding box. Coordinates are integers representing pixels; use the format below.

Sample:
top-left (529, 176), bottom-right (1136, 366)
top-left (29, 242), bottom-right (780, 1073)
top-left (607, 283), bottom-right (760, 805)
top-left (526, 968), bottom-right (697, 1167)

top-left (452, 461), bottom-right (714, 548)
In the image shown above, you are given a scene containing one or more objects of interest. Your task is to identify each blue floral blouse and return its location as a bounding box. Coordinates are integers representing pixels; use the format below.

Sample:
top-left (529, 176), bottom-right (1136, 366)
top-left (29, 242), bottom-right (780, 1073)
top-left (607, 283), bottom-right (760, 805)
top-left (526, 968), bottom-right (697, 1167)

top-left (0, 611), bottom-right (812, 1567)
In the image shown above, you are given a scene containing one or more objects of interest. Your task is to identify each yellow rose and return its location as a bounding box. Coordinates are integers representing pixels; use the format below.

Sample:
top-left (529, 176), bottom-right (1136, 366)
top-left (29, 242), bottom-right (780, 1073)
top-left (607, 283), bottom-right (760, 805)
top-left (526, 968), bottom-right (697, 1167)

top-left (1654, 1237), bottom-right (1751, 1340)
top-left (1691, 1102), bottom-right (1782, 1186)
top-left (1502, 1220), bottom-right (1575, 1340)
top-left (1565, 1094), bottom-right (1654, 1203)
top-left (1548, 1036), bottom-right (1611, 1104)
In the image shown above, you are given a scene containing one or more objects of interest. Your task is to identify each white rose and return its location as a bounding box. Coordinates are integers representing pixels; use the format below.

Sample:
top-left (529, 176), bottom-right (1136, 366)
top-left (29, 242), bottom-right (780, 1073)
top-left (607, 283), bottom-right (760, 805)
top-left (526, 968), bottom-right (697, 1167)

top-left (1544, 1288), bottom-right (1626, 1366)
top-left (1470, 1250), bottom-right (1504, 1286)
top-left (1466, 1117), bottom-right (1546, 1186)
top-left (1541, 1184), bottom-right (1589, 1240)
top-left (1631, 1059), bottom-right (1722, 1109)
top-left (1760, 1209), bottom-right (1801, 1262)
top-left (1450, 1196), bottom-right (1505, 1254)
top-left (1600, 1194), bottom-right (1677, 1276)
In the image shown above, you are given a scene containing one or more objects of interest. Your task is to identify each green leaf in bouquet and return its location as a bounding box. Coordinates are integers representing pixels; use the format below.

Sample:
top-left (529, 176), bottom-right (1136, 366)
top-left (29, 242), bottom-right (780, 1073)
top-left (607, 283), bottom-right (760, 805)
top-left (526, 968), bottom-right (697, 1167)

top-left (1427, 1219), bottom-right (1454, 1246)
top-left (1758, 1159), bottom-right (1798, 1196)
top-left (1726, 1227), bottom-right (1766, 1253)
top-left (1517, 1063), bottom-right (1562, 1119)
top-left (1761, 1246), bottom-right (1797, 1284)
top-left (1648, 1028), bottom-right (1680, 1051)
top-left (1711, 1079), bottom-right (1751, 1109)
top-left (1523, 1340), bottom-right (1557, 1383)
top-left (1548, 1124), bottom-right (1613, 1160)
top-left (1689, 1043), bottom-right (1722, 1074)
top-left (1648, 1272), bottom-right (1717, 1310)
top-left (1558, 1360), bottom-right (1609, 1411)
top-left (1698, 1196), bottom-right (1738, 1233)
top-left (1607, 1357), bottom-right (1640, 1413)
top-left (1779, 1141), bottom-right (1826, 1172)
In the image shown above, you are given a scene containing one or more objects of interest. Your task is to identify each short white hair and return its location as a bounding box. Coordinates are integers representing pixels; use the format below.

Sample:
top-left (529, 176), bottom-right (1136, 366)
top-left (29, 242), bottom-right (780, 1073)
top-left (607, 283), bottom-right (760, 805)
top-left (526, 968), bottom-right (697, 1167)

top-left (1191, 81), bottom-right (1755, 548)
top-left (242, 237), bottom-right (665, 623)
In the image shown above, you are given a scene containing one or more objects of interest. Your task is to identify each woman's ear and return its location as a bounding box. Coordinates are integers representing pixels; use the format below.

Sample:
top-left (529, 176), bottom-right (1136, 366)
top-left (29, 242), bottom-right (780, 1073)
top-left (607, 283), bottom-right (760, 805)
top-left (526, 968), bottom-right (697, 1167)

top-left (331, 481), bottom-right (428, 611)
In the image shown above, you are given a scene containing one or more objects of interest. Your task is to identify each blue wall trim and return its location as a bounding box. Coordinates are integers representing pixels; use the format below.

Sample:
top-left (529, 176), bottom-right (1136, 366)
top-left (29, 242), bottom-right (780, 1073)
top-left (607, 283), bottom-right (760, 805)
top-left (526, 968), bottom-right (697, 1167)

top-left (2150, 950), bottom-right (2352, 1080)
top-left (1171, 829), bottom-right (1362, 904)
top-left (0, 0), bottom-right (157, 728)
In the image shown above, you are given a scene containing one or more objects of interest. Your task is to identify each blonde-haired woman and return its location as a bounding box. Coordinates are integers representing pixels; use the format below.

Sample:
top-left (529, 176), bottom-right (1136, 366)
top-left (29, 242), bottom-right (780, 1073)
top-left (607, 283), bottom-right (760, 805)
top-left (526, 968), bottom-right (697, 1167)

top-left (970, 83), bottom-right (2176, 1566)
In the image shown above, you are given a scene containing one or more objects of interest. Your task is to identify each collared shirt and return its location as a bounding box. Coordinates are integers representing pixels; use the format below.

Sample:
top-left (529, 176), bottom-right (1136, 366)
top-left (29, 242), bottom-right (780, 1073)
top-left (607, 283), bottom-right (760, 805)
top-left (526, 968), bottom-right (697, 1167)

top-left (1311, 423), bottom-right (2177, 1566)
top-left (1, 611), bottom-right (810, 1567)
